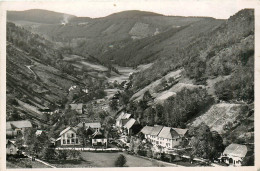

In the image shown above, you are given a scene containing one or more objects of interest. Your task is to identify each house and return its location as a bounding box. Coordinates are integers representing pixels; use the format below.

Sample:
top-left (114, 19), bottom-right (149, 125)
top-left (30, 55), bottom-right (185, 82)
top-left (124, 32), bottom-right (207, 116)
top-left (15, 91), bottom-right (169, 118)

top-left (59, 122), bottom-right (102, 146)
top-left (123, 118), bottom-right (141, 135)
top-left (91, 130), bottom-right (107, 147)
top-left (69, 103), bottom-right (83, 114)
top-left (6, 120), bottom-right (32, 137)
top-left (59, 127), bottom-right (80, 146)
top-left (116, 112), bottom-right (131, 127)
top-left (6, 140), bottom-right (18, 155)
top-left (77, 122), bottom-right (101, 132)
top-left (220, 144), bottom-right (247, 166)
top-left (140, 125), bottom-right (188, 149)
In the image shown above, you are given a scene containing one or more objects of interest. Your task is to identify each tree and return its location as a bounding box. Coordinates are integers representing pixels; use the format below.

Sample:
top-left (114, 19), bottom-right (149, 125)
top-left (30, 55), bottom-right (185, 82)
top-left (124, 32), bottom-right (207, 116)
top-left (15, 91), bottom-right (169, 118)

top-left (189, 122), bottom-right (224, 160)
top-left (41, 145), bottom-right (56, 161)
top-left (57, 150), bottom-right (68, 160)
top-left (115, 154), bottom-right (126, 167)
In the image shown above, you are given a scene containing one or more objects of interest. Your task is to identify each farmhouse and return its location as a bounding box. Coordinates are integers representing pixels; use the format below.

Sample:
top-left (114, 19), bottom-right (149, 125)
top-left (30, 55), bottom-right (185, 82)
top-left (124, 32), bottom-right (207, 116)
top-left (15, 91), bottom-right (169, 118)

top-left (59, 122), bottom-right (102, 146)
top-left (77, 122), bottom-right (101, 132)
top-left (69, 103), bottom-right (83, 114)
top-left (59, 127), bottom-right (80, 146)
top-left (140, 125), bottom-right (188, 149)
top-left (123, 118), bottom-right (141, 135)
top-left (6, 140), bottom-right (18, 155)
top-left (6, 120), bottom-right (32, 137)
top-left (91, 130), bottom-right (107, 147)
top-left (116, 111), bottom-right (131, 127)
top-left (220, 143), bottom-right (247, 166)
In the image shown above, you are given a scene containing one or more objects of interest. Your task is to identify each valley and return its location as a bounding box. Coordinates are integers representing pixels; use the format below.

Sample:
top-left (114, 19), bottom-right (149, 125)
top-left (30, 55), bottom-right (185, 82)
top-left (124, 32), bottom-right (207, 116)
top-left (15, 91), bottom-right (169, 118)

top-left (6, 8), bottom-right (255, 168)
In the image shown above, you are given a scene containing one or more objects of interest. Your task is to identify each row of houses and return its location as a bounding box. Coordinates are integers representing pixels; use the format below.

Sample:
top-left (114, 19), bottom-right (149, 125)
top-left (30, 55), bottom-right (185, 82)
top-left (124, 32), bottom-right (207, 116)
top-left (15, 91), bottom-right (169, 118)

top-left (57, 122), bottom-right (107, 147)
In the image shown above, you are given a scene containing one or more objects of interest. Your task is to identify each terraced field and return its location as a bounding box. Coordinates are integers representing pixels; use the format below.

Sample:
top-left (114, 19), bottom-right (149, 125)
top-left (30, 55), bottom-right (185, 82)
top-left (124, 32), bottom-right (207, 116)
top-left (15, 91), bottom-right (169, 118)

top-left (191, 103), bottom-right (246, 133)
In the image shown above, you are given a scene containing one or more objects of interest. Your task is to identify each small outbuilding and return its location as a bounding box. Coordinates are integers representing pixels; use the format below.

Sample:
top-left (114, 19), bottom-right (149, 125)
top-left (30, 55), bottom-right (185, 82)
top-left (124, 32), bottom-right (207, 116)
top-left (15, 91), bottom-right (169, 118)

top-left (220, 143), bottom-right (247, 166)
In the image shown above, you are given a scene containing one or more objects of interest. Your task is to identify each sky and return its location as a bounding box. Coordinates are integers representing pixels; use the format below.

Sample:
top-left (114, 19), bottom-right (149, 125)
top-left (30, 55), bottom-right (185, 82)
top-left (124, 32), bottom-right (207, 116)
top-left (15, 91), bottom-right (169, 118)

top-left (1, 0), bottom-right (258, 19)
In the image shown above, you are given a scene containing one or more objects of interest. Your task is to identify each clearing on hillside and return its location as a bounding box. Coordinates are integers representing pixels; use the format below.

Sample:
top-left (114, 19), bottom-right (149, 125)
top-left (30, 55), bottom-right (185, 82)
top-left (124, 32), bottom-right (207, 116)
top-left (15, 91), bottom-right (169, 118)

top-left (191, 103), bottom-right (247, 134)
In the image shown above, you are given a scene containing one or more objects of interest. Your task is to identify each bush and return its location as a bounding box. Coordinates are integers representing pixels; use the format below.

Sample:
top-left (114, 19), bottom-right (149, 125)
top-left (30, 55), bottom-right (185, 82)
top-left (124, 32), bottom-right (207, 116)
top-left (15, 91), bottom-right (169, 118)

top-left (114, 154), bottom-right (126, 167)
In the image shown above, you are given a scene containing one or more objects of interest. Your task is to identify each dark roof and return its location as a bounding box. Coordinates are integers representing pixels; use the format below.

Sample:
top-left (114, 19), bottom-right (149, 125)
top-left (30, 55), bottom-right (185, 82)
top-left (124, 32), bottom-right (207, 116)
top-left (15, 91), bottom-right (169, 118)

top-left (77, 122), bottom-right (101, 129)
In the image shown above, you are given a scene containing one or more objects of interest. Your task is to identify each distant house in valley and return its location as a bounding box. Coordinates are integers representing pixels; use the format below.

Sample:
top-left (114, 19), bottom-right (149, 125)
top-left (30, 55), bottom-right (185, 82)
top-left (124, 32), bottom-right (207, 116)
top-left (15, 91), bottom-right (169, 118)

top-left (91, 130), bottom-right (107, 147)
top-left (6, 120), bottom-right (32, 137)
top-left (116, 112), bottom-right (131, 127)
top-left (77, 122), bottom-right (101, 132)
top-left (6, 140), bottom-right (18, 155)
top-left (140, 125), bottom-right (188, 149)
top-left (123, 118), bottom-right (142, 135)
top-left (220, 144), bottom-right (247, 166)
top-left (59, 127), bottom-right (80, 146)
top-left (69, 103), bottom-right (83, 114)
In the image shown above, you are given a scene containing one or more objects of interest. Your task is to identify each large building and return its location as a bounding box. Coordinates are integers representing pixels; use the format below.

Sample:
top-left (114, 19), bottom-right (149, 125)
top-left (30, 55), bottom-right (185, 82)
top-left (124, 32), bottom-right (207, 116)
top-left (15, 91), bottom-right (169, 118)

top-left (140, 125), bottom-right (188, 149)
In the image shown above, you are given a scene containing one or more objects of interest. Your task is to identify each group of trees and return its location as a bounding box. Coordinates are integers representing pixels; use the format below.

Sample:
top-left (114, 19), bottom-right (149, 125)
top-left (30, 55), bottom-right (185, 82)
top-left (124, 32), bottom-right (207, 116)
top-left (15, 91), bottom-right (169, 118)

top-left (188, 122), bottom-right (224, 161)
top-left (124, 88), bottom-right (212, 128)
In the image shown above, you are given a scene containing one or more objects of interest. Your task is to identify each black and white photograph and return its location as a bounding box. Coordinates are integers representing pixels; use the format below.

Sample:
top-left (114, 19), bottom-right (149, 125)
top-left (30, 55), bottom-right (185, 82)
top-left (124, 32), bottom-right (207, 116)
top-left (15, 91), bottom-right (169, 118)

top-left (0, 0), bottom-right (259, 170)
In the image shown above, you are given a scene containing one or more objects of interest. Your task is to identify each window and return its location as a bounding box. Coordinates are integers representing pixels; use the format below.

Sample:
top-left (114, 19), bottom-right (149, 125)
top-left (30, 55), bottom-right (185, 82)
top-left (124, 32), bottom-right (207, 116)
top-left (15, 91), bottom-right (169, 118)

top-left (63, 140), bottom-right (66, 144)
top-left (71, 133), bottom-right (74, 138)
top-left (67, 139), bottom-right (70, 144)
top-left (71, 139), bottom-right (75, 143)
top-left (76, 138), bottom-right (79, 144)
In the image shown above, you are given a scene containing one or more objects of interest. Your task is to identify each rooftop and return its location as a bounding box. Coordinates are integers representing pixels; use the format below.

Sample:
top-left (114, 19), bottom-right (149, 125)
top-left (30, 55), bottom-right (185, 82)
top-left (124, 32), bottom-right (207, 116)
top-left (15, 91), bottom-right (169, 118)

top-left (124, 118), bottom-right (137, 129)
top-left (6, 120), bottom-right (32, 130)
top-left (223, 143), bottom-right (248, 158)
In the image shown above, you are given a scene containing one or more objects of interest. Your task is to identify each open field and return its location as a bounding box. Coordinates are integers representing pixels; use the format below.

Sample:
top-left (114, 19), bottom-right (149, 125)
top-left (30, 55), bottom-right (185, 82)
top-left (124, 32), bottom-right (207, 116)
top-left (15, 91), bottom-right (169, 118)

top-left (7, 158), bottom-right (52, 168)
top-left (50, 152), bottom-right (175, 167)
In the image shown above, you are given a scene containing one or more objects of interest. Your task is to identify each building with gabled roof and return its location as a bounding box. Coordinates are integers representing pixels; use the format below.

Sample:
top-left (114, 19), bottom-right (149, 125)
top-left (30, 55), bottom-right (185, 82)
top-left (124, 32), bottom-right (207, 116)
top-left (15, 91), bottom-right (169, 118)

top-left (6, 120), bottom-right (32, 137)
top-left (140, 125), bottom-right (188, 149)
top-left (77, 122), bottom-right (101, 131)
top-left (6, 140), bottom-right (18, 155)
top-left (123, 118), bottom-right (141, 135)
top-left (220, 143), bottom-right (248, 166)
top-left (92, 130), bottom-right (107, 147)
top-left (69, 103), bottom-right (83, 114)
top-left (59, 126), bottom-right (80, 146)
top-left (116, 111), bottom-right (132, 127)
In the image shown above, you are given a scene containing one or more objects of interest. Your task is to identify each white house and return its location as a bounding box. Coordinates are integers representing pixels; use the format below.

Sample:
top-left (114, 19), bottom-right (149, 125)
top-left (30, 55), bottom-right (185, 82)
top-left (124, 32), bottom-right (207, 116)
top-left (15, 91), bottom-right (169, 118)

top-left (220, 144), bottom-right (248, 166)
top-left (140, 125), bottom-right (188, 149)
top-left (59, 127), bottom-right (80, 146)
top-left (91, 130), bottom-right (107, 147)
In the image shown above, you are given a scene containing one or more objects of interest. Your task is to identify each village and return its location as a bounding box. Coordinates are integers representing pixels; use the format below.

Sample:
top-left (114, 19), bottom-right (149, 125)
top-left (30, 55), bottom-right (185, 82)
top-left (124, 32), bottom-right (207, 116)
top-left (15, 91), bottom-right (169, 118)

top-left (6, 100), bottom-right (249, 167)
top-left (5, 7), bottom-right (255, 169)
